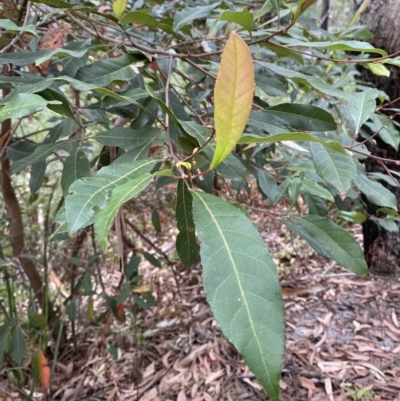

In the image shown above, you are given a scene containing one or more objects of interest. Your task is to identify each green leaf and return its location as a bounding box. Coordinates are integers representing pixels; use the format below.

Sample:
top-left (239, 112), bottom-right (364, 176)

top-left (61, 150), bottom-right (91, 196)
top-left (354, 164), bottom-right (397, 210)
top-left (366, 63), bottom-right (390, 77)
top-left (28, 311), bottom-right (47, 330)
top-left (301, 178), bottom-right (334, 201)
top-left (285, 39), bottom-right (387, 56)
top-left (264, 104), bottom-right (337, 132)
top-left (347, 89), bottom-right (378, 135)
top-left (238, 133), bottom-right (347, 155)
top-left (365, 113), bottom-right (399, 151)
top-left (11, 325), bottom-right (25, 365)
top-left (258, 169), bottom-right (278, 204)
top-left (119, 11), bottom-right (177, 36)
top-left (192, 191), bottom-right (284, 401)
top-left (173, 3), bottom-right (220, 31)
top-left (310, 143), bottom-right (356, 193)
top-left (66, 159), bottom-right (158, 235)
top-left (10, 141), bottom-right (69, 174)
top-left (0, 93), bottom-right (60, 123)
top-left (175, 180), bottom-right (198, 270)
top-left (30, 0), bottom-right (74, 8)
top-left (211, 32), bottom-right (254, 168)
top-left (303, 194), bottom-right (328, 216)
top-left (37, 88), bottom-right (75, 119)
top-left (219, 8), bottom-right (254, 32)
top-left (291, 215), bottom-right (368, 276)
top-left (94, 174), bottom-right (154, 251)
top-left (113, 0), bottom-right (127, 19)
top-left (75, 54), bottom-right (143, 87)
top-left (0, 48), bottom-right (87, 66)
top-left (0, 19), bottom-right (38, 37)
top-left (95, 126), bottom-right (160, 150)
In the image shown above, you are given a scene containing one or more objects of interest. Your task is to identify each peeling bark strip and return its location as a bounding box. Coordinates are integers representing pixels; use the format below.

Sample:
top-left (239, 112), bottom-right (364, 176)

top-left (360, 0), bottom-right (400, 275)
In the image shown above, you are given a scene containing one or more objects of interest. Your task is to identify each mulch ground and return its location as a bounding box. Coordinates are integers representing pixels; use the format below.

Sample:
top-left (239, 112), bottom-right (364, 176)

top-left (1, 199), bottom-right (400, 401)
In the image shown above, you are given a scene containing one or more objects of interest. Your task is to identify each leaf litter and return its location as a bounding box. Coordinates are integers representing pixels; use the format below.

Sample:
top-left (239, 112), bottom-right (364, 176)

top-left (1, 189), bottom-right (399, 400)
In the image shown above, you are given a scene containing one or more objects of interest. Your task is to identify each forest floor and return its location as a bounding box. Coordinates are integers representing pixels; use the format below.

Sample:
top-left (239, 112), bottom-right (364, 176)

top-left (1, 195), bottom-right (400, 401)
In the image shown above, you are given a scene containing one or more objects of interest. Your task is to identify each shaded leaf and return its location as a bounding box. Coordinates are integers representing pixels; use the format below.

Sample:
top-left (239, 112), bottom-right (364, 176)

top-left (10, 141), bottom-right (70, 174)
top-left (265, 104), bottom-right (337, 131)
top-left (310, 143), bottom-right (355, 193)
top-left (354, 163), bottom-right (397, 210)
top-left (173, 3), bottom-right (220, 31)
top-left (11, 325), bottom-right (25, 365)
top-left (95, 126), bottom-right (160, 150)
top-left (292, 215), bottom-right (368, 276)
top-left (211, 32), bottom-right (254, 168)
top-left (76, 54), bottom-right (143, 87)
top-left (175, 180), bottom-right (198, 270)
top-left (192, 191), bottom-right (284, 401)
top-left (119, 11), bottom-right (177, 36)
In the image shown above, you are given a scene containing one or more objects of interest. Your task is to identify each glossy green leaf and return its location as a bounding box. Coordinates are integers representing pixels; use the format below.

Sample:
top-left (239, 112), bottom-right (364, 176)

top-left (173, 3), bottom-right (220, 31)
top-left (61, 150), bottom-right (91, 196)
top-left (0, 19), bottom-right (38, 37)
top-left (310, 143), bottom-right (355, 193)
top-left (347, 89), bottom-right (378, 135)
top-left (29, 162), bottom-right (46, 194)
top-left (66, 159), bottom-right (158, 235)
top-left (11, 325), bottom-right (25, 365)
top-left (292, 215), bottom-right (368, 276)
top-left (354, 164), bottom-right (397, 210)
top-left (95, 175), bottom-right (154, 251)
top-left (265, 104), bottom-right (337, 131)
top-left (219, 8), bottom-right (254, 32)
top-left (238, 132), bottom-right (347, 155)
top-left (76, 54), bottom-right (143, 87)
top-left (211, 32), bottom-right (255, 168)
top-left (175, 180), bottom-right (198, 270)
top-left (192, 191), bottom-right (284, 401)
top-left (0, 93), bottom-right (60, 123)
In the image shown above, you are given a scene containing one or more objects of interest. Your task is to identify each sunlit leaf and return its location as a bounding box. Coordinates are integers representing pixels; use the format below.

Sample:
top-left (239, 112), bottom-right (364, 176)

top-left (113, 0), bottom-right (127, 19)
top-left (0, 93), bottom-right (60, 123)
top-left (211, 32), bottom-right (255, 168)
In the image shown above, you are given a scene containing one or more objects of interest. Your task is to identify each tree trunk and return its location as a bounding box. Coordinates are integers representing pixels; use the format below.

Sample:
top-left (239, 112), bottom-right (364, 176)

top-left (360, 0), bottom-right (400, 275)
top-left (320, 0), bottom-right (330, 30)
